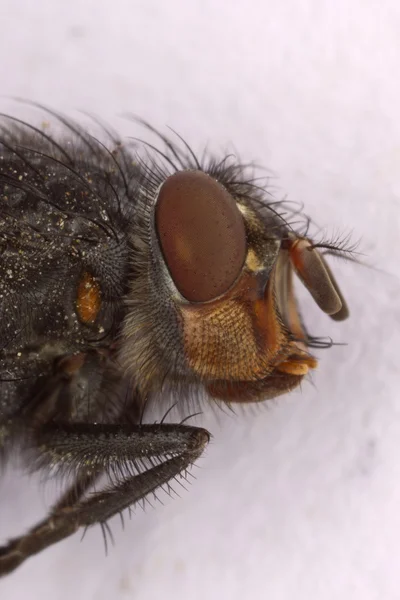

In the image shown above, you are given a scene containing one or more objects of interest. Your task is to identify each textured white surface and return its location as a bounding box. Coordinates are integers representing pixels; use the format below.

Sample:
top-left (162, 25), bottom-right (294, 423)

top-left (0, 1), bottom-right (399, 599)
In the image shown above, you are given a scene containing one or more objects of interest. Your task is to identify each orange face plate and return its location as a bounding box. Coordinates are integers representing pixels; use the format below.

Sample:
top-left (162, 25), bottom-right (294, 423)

top-left (180, 263), bottom-right (316, 384)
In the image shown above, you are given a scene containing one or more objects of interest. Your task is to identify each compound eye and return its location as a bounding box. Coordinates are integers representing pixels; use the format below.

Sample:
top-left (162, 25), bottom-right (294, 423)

top-left (155, 170), bottom-right (247, 302)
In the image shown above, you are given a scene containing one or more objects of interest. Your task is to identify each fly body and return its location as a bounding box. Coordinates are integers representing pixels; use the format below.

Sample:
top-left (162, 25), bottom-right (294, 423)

top-left (0, 109), bottom-right (351, 575)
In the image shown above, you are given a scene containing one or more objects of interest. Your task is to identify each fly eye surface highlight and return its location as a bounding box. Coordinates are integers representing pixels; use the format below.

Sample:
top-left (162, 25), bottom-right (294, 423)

top-left (155, 170), bottom-right (247, 302)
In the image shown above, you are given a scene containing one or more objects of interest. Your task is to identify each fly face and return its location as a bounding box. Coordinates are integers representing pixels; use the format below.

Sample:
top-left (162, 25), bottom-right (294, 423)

top-left (0, 110), bottom-right (351, 576)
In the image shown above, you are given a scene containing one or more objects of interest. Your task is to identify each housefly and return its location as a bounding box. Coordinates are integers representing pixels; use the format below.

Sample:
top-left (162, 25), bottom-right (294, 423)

top-left (0, 108), bottom-right (351, 576)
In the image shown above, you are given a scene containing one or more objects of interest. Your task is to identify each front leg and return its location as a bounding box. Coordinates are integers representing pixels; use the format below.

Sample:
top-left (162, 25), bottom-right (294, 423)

top-left (0, 422), bottom-right (209, 577)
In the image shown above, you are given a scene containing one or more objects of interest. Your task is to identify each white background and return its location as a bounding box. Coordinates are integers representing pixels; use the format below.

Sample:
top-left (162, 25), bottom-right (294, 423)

top-left (0, 1), bottom-right (399, 599)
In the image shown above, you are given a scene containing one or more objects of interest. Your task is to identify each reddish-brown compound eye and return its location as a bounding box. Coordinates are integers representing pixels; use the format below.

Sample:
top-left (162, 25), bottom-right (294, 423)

top-left (155, 170), bottom-right (247, 302)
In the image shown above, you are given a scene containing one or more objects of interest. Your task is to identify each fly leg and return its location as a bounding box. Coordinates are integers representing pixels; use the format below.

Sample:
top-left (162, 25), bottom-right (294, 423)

top-left (0, 422), bottom-right (209, 577)
top-left (54, 470), bottom-right (101, 509)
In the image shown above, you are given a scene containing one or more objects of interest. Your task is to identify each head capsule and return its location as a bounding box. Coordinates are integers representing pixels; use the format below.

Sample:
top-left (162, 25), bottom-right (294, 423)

top-left (121, 135), bottom-right (349, 406)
